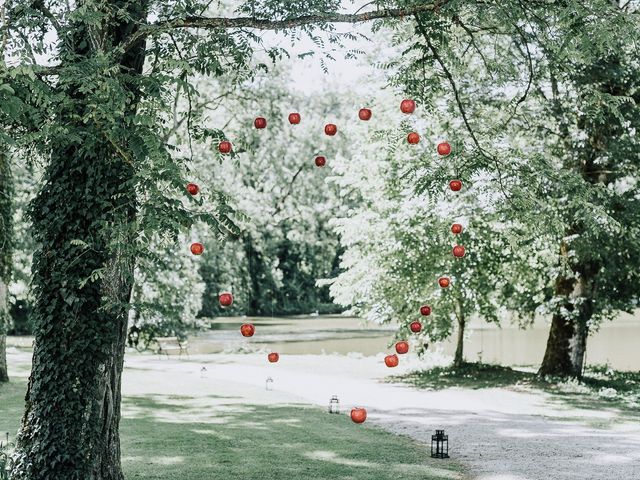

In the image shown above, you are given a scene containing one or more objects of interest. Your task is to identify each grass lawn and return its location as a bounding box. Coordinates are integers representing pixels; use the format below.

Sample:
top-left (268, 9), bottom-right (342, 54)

top-left (1, 380), bottom-right (464, 479)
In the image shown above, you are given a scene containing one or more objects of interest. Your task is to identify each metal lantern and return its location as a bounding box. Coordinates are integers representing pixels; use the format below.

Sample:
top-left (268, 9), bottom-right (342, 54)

top-left (328, 395), bottom-right (340, 414)
top-left (265, 376), bottom-right (273, 391)
top-left (431, 429), bottom-right (449, 458)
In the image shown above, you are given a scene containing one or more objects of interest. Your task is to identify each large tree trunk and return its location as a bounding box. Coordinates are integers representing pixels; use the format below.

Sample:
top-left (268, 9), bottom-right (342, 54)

top-left (11, 2), bottom-right (148, 478)
top-left (0, 281), bottom-right (9, 383)
top-left (538, 264), bottom-right (591, 377)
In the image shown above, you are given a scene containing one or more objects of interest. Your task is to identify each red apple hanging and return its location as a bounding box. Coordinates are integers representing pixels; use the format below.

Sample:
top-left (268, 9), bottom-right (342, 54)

top-left (438, 276), bottom-right (451, 288)
top-left (288, 112), bottom-right (301, 124)
top-left (254, 117), bottom-right (267, 129)
top-left (449, 180), bottom-right (462, 191)
top-left (395, 341), bottom-right (409, 354)
top-left (453, 245), bottom-right (466, 258)
top-left (190, 242), bottom-right (204, 255)
top-left (358, 108), bottom-right (372, 121)
top-left (437, 142), bottom-right (452, 156)
top-left (218, 141), bottom-right (232, 154)
top-left (325, 124), bottom-right (338, 136)
top-left (410, 321), bottom-right (422, 333)
top-left (186, 183), bottom-right (199, 196)
top-left (451, 223), bottom-right (463, 234)
top-left (350, 407), bottom-right (367, 424)
top-left (315, 156), bottom-right (326, 167)
top-left (400, 99), bottom-right (416, 114)
top-left (407, 132), bottom-right (420, 144)
top-left (420, 305), bottom-right (432, 316)
top-left (219, 292), bottom-right (233, 307)
top-left (384, 354), bottom-right (399, 368)
top-left (240, 323), bottom-right (255, 337)
top-left (268, 352), bottom-right (280, 363)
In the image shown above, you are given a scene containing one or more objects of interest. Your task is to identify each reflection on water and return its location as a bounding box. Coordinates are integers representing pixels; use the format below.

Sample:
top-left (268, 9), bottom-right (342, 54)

top-left (190, 313), bottom-right (640, 371)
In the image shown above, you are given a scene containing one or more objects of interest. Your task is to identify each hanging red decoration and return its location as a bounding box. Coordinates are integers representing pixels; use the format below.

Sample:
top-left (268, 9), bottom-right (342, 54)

top-left (400, 99), bottom-right (416, 114)
top-left (395, 341), bottom-right (409, 354)
top-left (453, 245), bottom-right (466, 258)
top-left (407, 132), bottom-right (420, 144)
top-left (254, 117), bottom-right (267, 129)
top-left (315, 156), bottom-right (326, 167)
top-left (190, 242), bottom-right (204, 255)
top-left (268, 352), bottom-right (280, 363)
top-left (451, 223), bottom-right (463, 234)
top-left (420, 305), bottom-right (432, 316)
top-left (218, 141), bottom-right (232, 154)
top-left (359, 108), bottom-right (372, 121)
top-left (186, 183), bottom-right (199, 195)
top-left (384, 354), bottom-right (399, 368)
top-left (288, 112), bottom-right (301, 124)
top-left (410, 321), bottom-right (422, 333)
top-left (438, 277), bottom-right (451, 288)
top-left (350, 407), bottom-right (367, 424)
top-left (449, 180), bottom-right (462, 191)
top-left (240, 323), bottom-right (255, 337)
top-left (325, 124), bottom-right (338, 136)
top-left (219, 292), bottom-right (233, 307)
top-left (437, 142), bottom-right (452, 156)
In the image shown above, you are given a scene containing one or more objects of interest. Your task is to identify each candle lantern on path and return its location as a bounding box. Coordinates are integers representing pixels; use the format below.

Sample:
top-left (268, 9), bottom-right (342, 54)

top-left (431, 429), bottom-right (450, 458)
top-left (266, 376), bottom-right (274, 391)
top-left (328, 395), bottom-right (340, 414)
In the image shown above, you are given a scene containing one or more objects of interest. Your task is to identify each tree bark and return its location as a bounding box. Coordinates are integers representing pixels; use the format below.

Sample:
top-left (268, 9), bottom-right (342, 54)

top-left (453, 299), bottom-right (465, 367)
top-left (10, 1), bottom-right (148, 478)
top-left (0, 148), bottom-right (12, 383)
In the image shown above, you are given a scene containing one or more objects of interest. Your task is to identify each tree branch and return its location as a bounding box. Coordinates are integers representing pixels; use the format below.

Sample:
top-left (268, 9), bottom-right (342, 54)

top-left (119, 3), bottom-right (450, 53)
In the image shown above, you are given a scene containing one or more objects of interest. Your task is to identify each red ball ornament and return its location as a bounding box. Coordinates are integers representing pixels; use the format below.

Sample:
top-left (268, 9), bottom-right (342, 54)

top-left (254, 117), bottom-right (267, 129)
top-left (453, 245), bottom-right (466, 258)
top-left (219, 292), bottom-right (233, 307)
top-left (315, 156), bottom-right (326, 167)
top-left (449, 180), bottom-right (462, 191)
top-left (186, 183), bottom-right (199, 196)
top-left (400, 99), bottom-right (416, 114)
top-left (437, 142), bottom-right (452, 156)
top-left (268, 352), bottom-right (280, 363)
top-left (420, 305), bottom-right (432, 316)
top-left (410, 321), bottom-right (422, 333)
top-left (451, 223), bottom-right (463, 234)
top-left (407, 132), bottom-right (420, 144)
top-left (384, 354), bottom-right (399, 368)
top-left (438, 277), bottom-right (451, 288)
top-left (350, 407), bottom-right (367, 424)
top-left (288, 112), bottom-right (301, 124)
top-left (325, 124), bottom-right (338, 136)
top-left (218, 141), bottom-right (232, 154)
top-left (240, 323), bottom-right (255, 337)
top-left (358, 108), bottom-right (372, 121)
top-left (190, 242), bottom-right (204, 255)
top-left (395, 341), bottom-right (409, 355)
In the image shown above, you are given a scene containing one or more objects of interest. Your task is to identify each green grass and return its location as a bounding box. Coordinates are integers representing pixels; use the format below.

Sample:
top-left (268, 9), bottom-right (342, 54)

top-left (391, 362), bottom-right (640, 418)
top-left (1, 380), bottom-right (464, 479)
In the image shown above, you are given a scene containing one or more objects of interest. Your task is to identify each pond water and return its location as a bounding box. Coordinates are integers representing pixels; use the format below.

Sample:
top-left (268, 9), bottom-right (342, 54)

top-left (190, 312), bottom-right (640, 371)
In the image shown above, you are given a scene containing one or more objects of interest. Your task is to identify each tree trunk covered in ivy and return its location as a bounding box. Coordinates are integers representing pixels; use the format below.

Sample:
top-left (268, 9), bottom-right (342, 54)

top-left (11, 1), bottom-right (148, 478)
top-left (0, 149), bottom-right (12, 383)
top-left (453, 298), bottom-right (465, 367)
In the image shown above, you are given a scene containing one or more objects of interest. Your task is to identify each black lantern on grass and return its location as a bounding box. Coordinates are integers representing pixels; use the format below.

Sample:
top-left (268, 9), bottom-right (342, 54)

top-left (328, 395), bottom-right (340, 414)
top-left (431, 429), bottom-right (449, 458)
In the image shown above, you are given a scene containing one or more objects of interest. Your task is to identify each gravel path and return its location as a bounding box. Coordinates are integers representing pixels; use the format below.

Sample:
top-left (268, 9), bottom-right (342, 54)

top-left (123, 353), bottom-right (640, 480)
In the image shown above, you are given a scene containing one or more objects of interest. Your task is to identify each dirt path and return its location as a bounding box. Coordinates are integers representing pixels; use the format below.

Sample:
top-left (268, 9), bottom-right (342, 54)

top-left (123, 352), bottom-right (640, 480)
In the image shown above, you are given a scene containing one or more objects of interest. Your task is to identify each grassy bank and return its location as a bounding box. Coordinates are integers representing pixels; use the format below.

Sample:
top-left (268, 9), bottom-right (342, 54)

top-left (1, 380), bottom-right (464, 479)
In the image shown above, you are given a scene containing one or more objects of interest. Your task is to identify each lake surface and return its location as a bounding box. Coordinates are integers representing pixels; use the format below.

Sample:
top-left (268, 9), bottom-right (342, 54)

top-left (189, 312), bottom-right (640, 371)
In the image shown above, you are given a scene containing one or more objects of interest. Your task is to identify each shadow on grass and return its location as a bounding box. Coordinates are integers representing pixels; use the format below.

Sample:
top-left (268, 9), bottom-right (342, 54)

top-left (390, 363), bottom-right (640, 420)
top-left (121, 396), bottom-right (465, 480)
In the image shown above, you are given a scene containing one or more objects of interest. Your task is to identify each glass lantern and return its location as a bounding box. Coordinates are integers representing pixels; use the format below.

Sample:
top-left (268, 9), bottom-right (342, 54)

top-left (431, 429), bottom-right (449, 458)
top-left (265, 376), bottom-right (273, 391)
top-left (328, 395), bottom-right (340, 414)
